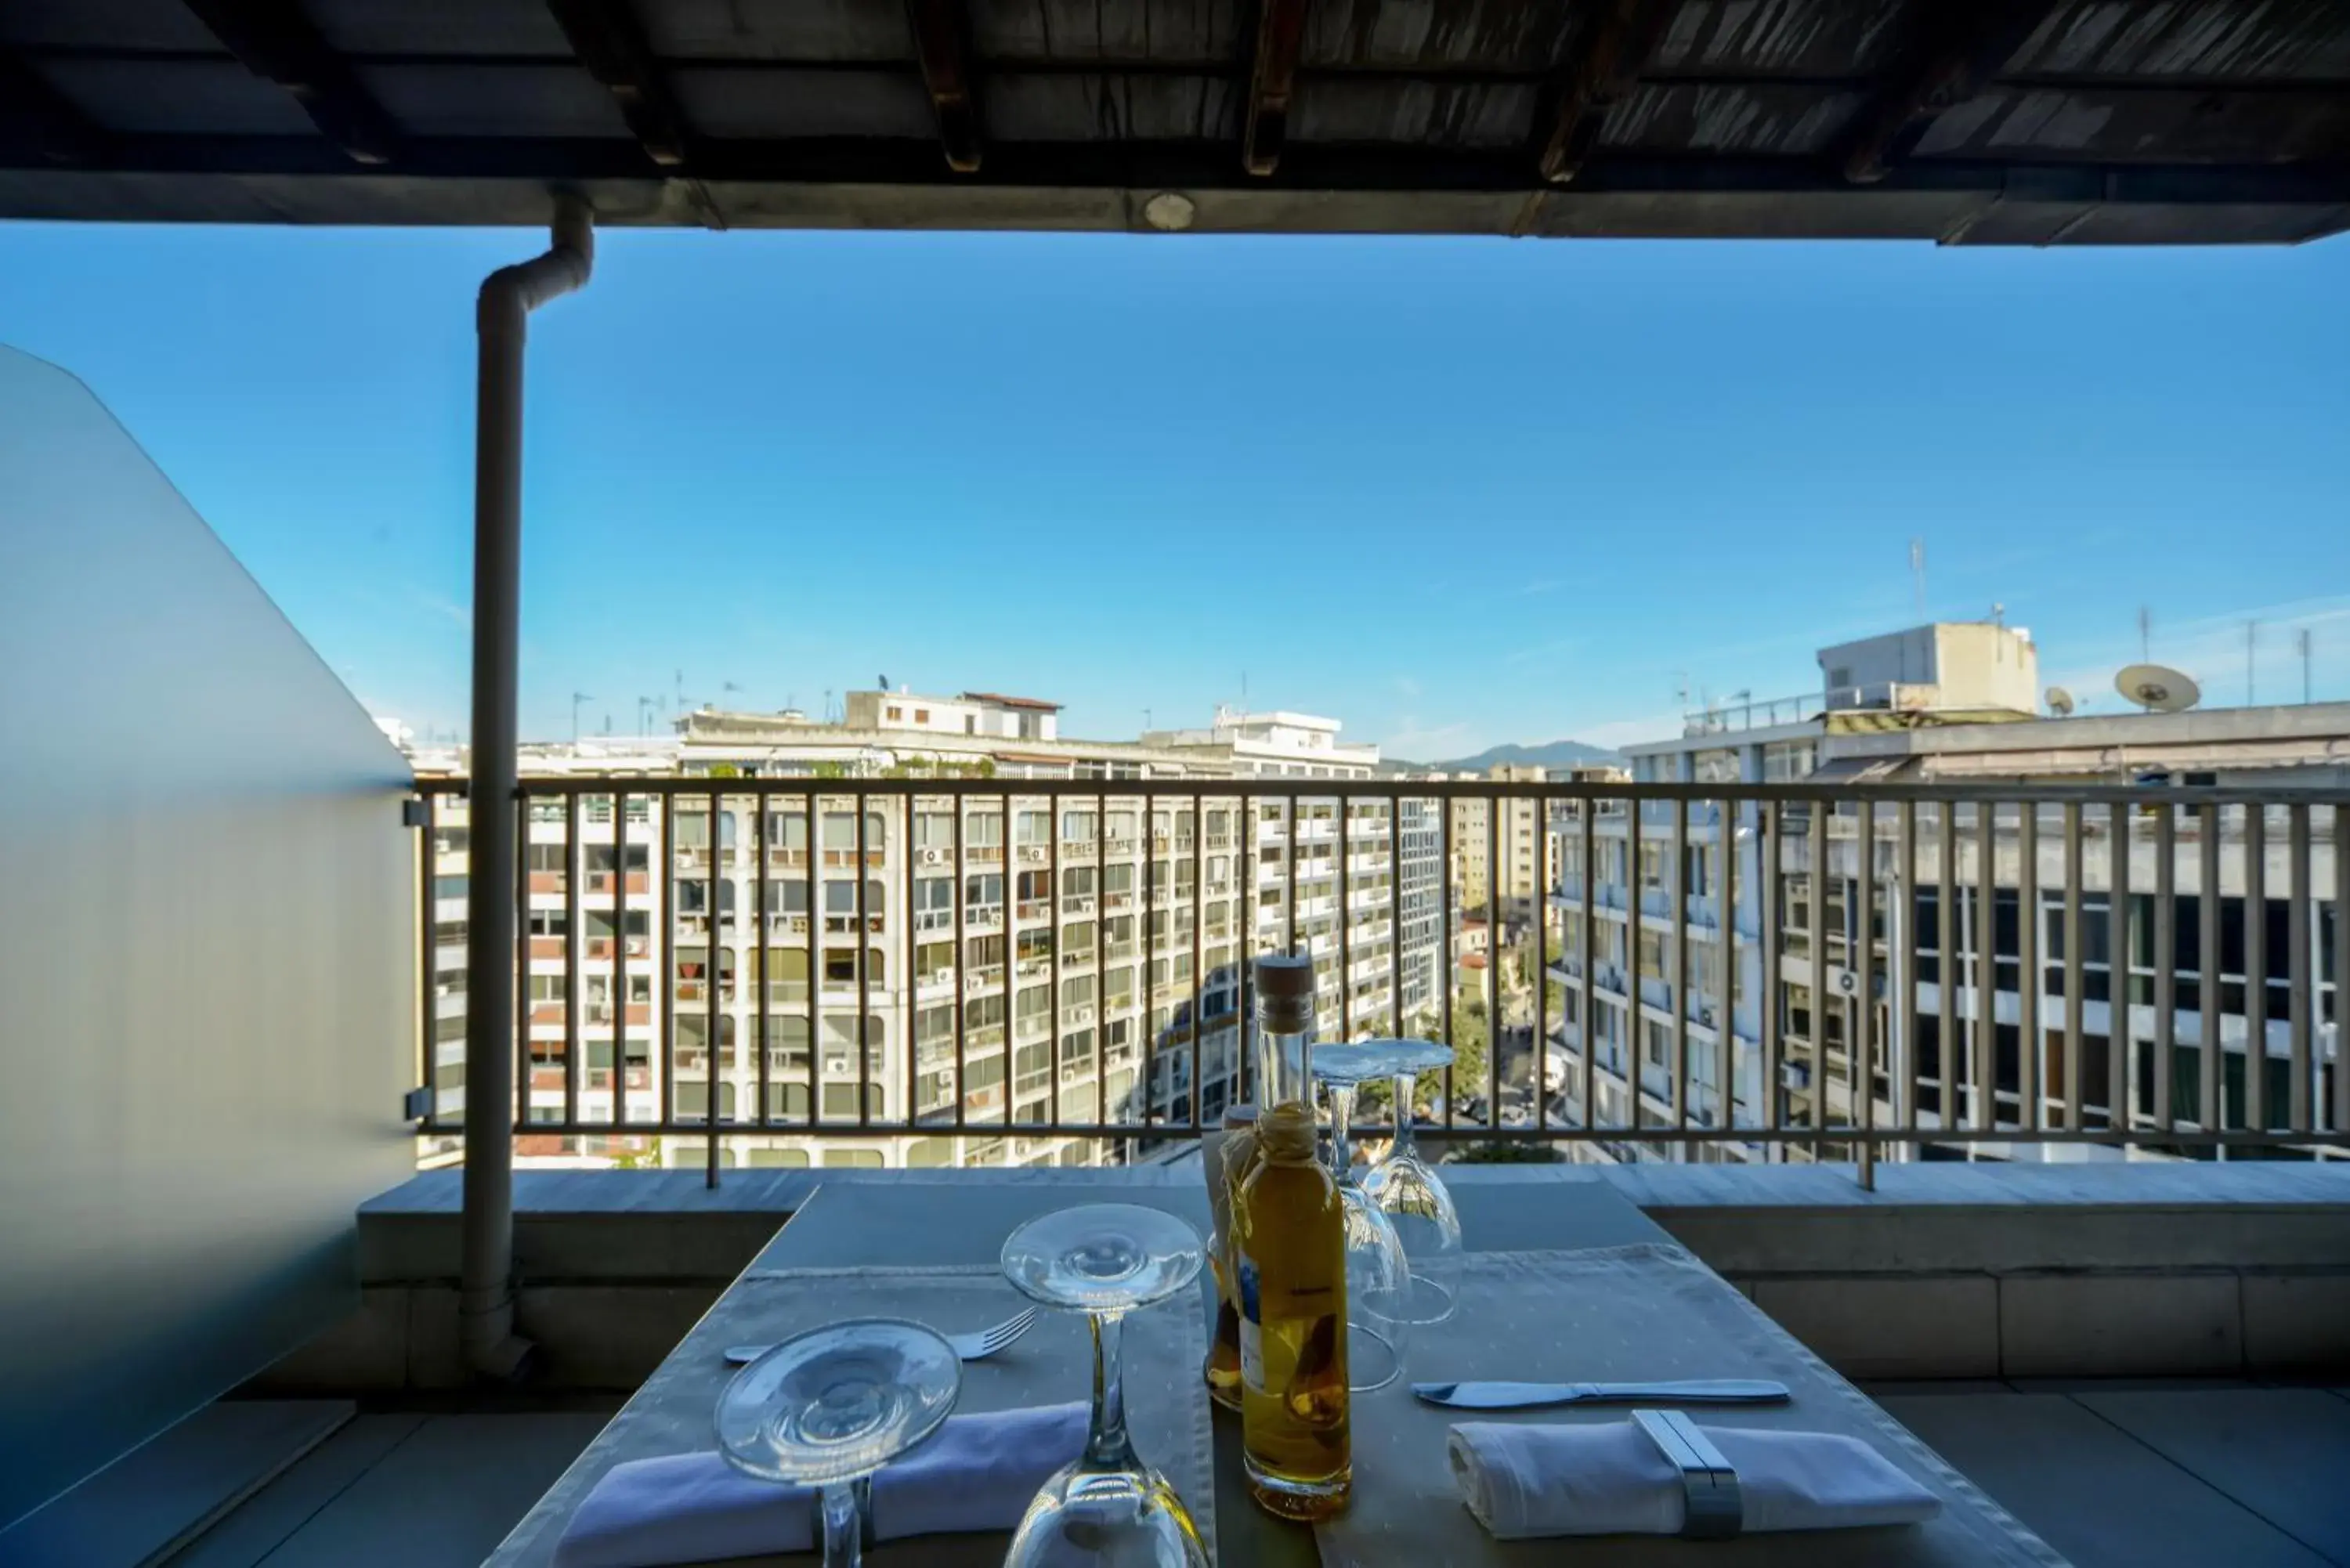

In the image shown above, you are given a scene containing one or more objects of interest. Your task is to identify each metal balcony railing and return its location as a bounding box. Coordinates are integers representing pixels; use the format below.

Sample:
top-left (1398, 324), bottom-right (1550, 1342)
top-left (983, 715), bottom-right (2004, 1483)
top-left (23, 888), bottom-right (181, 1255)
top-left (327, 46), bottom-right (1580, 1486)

top-left (415, 775), bottom-right (2350, 1186)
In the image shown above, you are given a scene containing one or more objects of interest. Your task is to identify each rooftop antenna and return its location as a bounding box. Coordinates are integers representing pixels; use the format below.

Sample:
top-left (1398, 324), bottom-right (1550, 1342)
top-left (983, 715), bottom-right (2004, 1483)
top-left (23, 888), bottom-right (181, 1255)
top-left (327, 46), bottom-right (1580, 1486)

top-left (674, 668), bottom-right (685, 715)
top-left (2246, 620), bottom-right (2258, 705)
top-left (600, 713), bottom-right (612, 736)
top-left (570, 690), bottom-right (592, 743)
top-left (1910, 537), bottom-right (1925, 620)
top-left (1990, 602), bottom-right (2005, 627)
top-left (637, 695), bottom-right (655, 735)
top-left (2138, 606), bottom-right (2152, 664)
top-left (1143, 707), bottom-right (1153, 732)
top-left (2298, 628), bottom-right (2314, 703)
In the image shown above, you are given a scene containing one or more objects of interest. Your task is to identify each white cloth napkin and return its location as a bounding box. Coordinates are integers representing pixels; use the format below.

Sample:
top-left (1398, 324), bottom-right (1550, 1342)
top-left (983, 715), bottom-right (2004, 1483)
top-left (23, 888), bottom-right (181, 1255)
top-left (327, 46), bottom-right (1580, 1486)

top-left (553, 1402), bottom-right (1087, 1568)
top-left (1448, 1418), bottom-right (1941, 1540)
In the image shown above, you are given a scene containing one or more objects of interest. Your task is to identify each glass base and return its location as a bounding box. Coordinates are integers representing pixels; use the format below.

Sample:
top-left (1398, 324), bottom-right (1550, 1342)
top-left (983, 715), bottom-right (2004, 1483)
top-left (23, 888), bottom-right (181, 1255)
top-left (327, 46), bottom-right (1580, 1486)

top-left (1243, 1456), bottom-right (1351, 1522)
top-left (1399, 1271), bottom-right (1458, 1328)
top-left (1005, 1460), bottom-right (1209, 1568)
top-left (1204, 1355), bottom-right (1243, 1412)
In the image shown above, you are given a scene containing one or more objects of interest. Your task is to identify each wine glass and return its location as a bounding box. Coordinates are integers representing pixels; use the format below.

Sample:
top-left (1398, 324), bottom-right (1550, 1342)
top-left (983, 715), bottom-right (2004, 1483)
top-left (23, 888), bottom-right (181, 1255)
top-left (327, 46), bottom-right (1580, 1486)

top-left (1000, 1204), bottom-right (1211, 1568)
top-left (1354, 1039), bottom-right (1465, 1325)
top-left (714, 1317), bottom-right (962, 1568)
top-left (1307, 1044), bottom-right (1414, 1393)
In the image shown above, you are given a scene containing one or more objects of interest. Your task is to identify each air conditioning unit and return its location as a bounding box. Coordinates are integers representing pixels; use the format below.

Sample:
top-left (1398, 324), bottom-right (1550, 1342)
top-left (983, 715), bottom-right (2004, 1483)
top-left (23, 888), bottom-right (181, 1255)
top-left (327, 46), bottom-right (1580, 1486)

top-left (1022, 847), bottom-right (1047, 862)
top-left (920, 847), bottom-right (947, 865)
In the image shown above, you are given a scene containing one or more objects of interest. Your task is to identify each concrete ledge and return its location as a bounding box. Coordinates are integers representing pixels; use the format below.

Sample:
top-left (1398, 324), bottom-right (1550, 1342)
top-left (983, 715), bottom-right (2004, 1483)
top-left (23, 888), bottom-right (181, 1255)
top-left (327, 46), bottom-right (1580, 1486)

top-left (251, 1162), bottom-right (2350, 1393)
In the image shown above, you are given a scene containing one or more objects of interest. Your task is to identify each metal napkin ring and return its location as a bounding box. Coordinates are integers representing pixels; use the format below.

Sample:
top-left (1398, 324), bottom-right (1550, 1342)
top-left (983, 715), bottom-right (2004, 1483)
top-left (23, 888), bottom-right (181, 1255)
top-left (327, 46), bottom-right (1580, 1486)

top-left (1632, 1408), bottom-right (1744, 1540)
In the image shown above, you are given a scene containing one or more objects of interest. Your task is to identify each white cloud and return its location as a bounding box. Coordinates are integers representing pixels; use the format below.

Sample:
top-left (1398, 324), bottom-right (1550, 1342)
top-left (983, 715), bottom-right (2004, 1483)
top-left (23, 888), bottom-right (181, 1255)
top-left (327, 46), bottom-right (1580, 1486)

top-left (2041, 594), bottom-right (2350, 713)
top-left (1573, 710), bottom-right (1685, 751)
top-left (1378, 720), bottom-right (1474, 760)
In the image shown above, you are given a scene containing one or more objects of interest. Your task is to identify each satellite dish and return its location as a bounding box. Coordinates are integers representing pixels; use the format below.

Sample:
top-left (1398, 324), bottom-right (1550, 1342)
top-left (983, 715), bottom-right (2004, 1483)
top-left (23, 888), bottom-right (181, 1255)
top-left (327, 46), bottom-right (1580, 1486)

top-left (2045, 687), bottom-right (2075, 717)
top-left (2115, 663), bottom-right (2200, 714)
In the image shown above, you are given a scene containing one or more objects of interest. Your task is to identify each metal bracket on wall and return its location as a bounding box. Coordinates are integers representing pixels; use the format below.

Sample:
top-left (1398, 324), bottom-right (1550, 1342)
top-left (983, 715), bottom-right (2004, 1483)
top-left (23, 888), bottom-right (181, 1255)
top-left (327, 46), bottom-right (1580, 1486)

top-left (402, 797), bottom-right (430, 829)
top-left (403, 1086), bottom-right (433, 1122)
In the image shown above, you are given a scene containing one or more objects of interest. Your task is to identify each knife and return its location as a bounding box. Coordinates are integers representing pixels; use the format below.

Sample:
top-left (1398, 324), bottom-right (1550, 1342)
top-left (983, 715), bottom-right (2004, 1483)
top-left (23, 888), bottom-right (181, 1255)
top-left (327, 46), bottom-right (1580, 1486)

top-left (1411, 1379), bottom-right (1789, 1410)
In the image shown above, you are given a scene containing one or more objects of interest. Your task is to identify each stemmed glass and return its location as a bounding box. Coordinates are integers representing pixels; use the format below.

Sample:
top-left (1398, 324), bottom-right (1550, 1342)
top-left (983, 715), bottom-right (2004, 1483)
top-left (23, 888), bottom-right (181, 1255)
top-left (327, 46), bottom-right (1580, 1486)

top-left (1356, 1039), bottom-right (1465, 1325)
top-left (1307, 1045), bottom-right (1415, 1393)
top-left (714, 1317), bottom-right (962, 1568)
top-left (1000, 1203), bottom-right (1211, 1568)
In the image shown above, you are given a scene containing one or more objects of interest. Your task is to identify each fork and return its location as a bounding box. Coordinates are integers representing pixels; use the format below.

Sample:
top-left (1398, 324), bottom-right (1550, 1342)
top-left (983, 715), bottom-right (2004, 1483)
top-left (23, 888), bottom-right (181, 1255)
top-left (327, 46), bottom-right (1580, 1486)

top-left (724, 1305), bottom-right (1041, 1367)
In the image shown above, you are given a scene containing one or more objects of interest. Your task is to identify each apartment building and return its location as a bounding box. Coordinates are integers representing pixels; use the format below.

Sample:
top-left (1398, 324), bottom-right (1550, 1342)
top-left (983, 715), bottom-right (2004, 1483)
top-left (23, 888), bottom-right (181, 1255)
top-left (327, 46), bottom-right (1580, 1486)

top-left (1543, 623), bottom-right (2347, 1166)
top-left (1446, 764), bottom-right (1546, 927)
top-left (418, 692), bottom-right (1442, 1172)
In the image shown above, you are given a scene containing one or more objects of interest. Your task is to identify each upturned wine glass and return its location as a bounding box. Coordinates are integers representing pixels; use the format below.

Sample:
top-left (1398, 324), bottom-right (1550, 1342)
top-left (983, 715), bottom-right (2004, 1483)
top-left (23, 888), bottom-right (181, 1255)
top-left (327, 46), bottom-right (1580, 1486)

top-left (1353, 1039), bottom-right (1465, 1325)
top-left (1307, 1044), bottom-right (1414, 1393)
top-left (1000, 1203), bottom-right (1210, 1568)
top-left (713, 1317), bottom-right (962, 1568)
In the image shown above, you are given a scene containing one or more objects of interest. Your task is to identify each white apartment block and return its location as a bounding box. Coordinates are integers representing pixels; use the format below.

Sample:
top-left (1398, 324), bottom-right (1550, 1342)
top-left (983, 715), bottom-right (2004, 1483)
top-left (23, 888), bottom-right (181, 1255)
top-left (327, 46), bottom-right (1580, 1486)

top-left (1542, 623), bottom-right (2347, 1167)
top-left (419, 694), bottom-right (1444, 1173)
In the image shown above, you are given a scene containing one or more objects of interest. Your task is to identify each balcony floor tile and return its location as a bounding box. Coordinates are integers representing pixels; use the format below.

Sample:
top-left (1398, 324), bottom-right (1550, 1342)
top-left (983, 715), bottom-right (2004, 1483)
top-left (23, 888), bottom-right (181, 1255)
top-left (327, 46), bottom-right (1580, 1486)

top-left (2066, 1388), bottom-right (2350, 1563)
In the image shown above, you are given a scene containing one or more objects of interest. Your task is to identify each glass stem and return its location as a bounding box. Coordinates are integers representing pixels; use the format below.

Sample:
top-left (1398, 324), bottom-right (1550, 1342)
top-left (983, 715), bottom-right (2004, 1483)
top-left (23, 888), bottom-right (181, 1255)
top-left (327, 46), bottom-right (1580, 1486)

top-left (1329, 1079), bottom-right (1357, 1184)
top-left (819, 1479), bottom-right (862, 1568)
top-left (1391, 1071), bottom-right (1418, 1162)
top-left (1083, 1309), bottom-right (1139, 1470)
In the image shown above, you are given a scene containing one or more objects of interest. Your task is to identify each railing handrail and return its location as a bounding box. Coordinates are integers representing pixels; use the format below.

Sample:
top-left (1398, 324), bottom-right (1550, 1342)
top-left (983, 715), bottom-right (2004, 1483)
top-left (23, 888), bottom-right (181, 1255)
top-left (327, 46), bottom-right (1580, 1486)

top-left (421, 774), bottom-right (2350, 808)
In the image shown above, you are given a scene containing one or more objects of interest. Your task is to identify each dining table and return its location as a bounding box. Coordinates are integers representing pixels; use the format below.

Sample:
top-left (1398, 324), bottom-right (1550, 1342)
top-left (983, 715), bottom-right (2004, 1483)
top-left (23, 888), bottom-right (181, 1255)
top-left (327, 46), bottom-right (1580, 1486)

top-left (484, 1169), bottom-right (2065, 1567)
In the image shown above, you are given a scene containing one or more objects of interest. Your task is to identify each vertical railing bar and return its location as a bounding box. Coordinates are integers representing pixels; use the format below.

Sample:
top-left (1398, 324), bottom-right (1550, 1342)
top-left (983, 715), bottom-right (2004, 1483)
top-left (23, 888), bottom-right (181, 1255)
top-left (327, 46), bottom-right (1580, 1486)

top-left (1629, 808), bottom-right (1646, 1139)
top-left (1338, 793), bottom-right (1352, 1043)
top-left (1535, 793), bottom-right (1549, 1125)
top-left (421, 793), bottom-right (440, 1130)
top-left (1806, 800), bottom-right (1822, 1157)
top-left (1241, 793), bottom-right (1256, 1107)
top-left (2019, 801), bottom-right (2040, 1136)
top-left (856, 789), bottom-right (871, 1130)
top-left (707, 786), bottom-right (722, 1187)
top-left (2246, 803), bottom-right (2269, 1136)
top-left (2110, 801), bottom-right (2132, 1132)
top-left (1936, 802), bottom-right (1956, 1140)
top-left (1581, 797), bottom-right (1598, 1137)
top-left (1388, 793), bottom-right (1402, 1044)
top-left (515, 788), bottom-right (530, 1143)
top-left (1758, 800), bottom-right (1777, 1145)
top-left (1716, 796), bottom-right (1734, 1146)
top-left (1672, 795), bottom-right (1690, 1136)
top-left (1191, 796), bottom-right (1205, 1131)
top-left (1050, 792), bottom-right (1063, 1133)
top-left (1287, 793), bottom-right (1300, 956)
top-left (1096, 786), bottom-right (1108, 1133)
top-left (660, 792), bottom-right (676, 1136)
top-left (805, 792), bottom-right (819, 1133)
top-left (1974, 801), bottom-right (1997, 1136)
top-left (565, 789), bottom-right (581, 1138)
top-left (757, 789), bottom-right (770, 1133)
top-left (1144, 789), bottom-right (1158, 1130)
top-left (2288, 801), bottom-right (2312, 1135)
top-left (1441, 793), bottom-right (1455, 1129)
top-left (951, 794), bottom-right (965, 1133)
top-left (2199, 804), bottom-right (2222, 1133)
top-left (1896, 799), bottom-right (1918, 1137)
top-left (2062, 801), bottom-right (2083, 1133)
top-left (1487, 789), bottom-right (1501, 1129)
top-left (2334, 802), bottom-right (2350, 1138)
top-left (2153, 801), bottom-right (2175, 1135)
top-left (613, 789), bottom-right (629, 1132)
top-left (904, 789), bottom-right (918, 1134)
top-left (1856, 797), bottom-right (1877, 1188)
top-left (2336, 803), bottom-right (2350, 1139)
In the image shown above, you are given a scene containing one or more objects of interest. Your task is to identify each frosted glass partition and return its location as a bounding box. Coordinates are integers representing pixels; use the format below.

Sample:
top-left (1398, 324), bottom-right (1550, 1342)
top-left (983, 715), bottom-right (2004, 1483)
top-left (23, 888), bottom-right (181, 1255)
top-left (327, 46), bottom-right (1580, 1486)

top-left (0, 346), bottom-right (414, 1528)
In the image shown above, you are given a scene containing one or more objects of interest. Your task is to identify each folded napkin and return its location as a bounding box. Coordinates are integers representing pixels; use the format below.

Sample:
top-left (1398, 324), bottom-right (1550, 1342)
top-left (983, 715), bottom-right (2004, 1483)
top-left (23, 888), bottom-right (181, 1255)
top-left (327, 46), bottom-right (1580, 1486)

top-left (554, 1403), bottom-right (1087, 1568)
top-left (1448, 1417), bottom-right (1940, 1540)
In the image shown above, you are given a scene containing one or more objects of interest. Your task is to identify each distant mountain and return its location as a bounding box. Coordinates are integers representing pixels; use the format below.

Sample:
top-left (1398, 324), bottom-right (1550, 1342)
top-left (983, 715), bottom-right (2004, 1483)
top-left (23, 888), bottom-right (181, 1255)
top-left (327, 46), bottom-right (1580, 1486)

top-left (1426, 739), bottom-right (1622, 774)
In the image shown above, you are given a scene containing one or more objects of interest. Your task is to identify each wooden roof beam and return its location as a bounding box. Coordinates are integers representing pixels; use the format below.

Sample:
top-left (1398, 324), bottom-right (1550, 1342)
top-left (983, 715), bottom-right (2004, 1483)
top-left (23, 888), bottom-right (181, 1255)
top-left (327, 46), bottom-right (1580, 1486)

top-left (548, 0), bottom-right (691, 168)
top-left (1536, 0), bottom-right (1672, 184)
top-left (1842, 0), bottom-right (2058, 184)
top-left (0, 53), bottom-right (112, 166)
top-left (903, 0), bottom-right (982, 173)
top-left (182, 0), bottom-right (400, 164)
top-left (1242, 0), bottom-right (1309, 177)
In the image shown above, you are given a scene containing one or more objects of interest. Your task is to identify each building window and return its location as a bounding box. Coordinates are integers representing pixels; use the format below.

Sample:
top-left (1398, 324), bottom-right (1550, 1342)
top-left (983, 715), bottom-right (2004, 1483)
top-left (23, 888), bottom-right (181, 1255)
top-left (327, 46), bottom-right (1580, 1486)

top-left (914, 709), bottom-right (930, 724)
top-left (886, 705), bottom-right (903, 721)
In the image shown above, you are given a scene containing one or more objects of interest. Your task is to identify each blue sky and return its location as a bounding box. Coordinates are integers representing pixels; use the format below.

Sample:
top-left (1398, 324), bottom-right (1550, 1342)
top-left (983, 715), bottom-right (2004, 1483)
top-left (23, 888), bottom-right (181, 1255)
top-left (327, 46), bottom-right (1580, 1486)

top-left (2, 222), bottom-right (2344, 757)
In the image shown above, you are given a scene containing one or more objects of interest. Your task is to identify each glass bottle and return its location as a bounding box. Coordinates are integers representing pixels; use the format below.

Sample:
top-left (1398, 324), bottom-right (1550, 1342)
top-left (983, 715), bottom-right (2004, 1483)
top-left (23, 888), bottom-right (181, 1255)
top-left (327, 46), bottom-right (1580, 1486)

top-left (1234, 954), bottom-right (1350, 1519)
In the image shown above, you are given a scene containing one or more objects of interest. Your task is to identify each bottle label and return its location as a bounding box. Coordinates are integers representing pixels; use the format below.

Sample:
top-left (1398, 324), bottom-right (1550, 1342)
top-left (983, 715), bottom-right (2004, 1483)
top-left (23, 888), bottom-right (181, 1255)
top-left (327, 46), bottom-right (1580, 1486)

top-left (1236, 1254), bottom-right (1265, 1390)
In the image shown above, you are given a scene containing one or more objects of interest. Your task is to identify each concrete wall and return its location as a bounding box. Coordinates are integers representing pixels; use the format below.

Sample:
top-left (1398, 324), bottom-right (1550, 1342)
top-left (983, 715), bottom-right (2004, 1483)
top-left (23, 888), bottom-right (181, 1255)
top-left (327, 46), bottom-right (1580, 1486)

top-left (0, 346), bottom-right (415, 1528)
